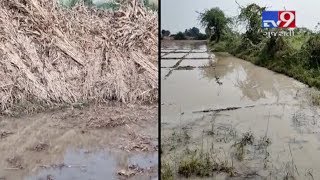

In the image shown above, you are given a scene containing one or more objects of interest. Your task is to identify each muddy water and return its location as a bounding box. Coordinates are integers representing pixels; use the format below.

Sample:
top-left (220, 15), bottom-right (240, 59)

top-left (0, 105), bottom-right (158, 180)
top-left (161, 40), bottom-right (320, 179)
top-left (25, 149), bottom-right (157, 180)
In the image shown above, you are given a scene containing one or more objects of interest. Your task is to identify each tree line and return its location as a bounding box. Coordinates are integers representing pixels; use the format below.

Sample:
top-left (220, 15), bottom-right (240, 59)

top-left (161, 27), bottom-right (207, 40)
top-left (199, 3), bottom-right (320, 89)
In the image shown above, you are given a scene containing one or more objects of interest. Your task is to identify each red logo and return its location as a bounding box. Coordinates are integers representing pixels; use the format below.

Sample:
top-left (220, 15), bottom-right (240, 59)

top-left (278, 11), bottom-right (295, 28)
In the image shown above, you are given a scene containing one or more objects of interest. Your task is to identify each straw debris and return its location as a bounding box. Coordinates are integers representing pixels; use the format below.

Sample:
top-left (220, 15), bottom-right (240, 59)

top-left (0, 0), bottom-right (158, 114)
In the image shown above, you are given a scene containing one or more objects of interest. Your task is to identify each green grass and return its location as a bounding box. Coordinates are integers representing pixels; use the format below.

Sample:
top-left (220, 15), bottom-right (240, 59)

top-left (310, 90), bottom-right (320, 106)
top-left (285, 33), bottom-right (310, 51)
top-left (177, 150), bottom-right (235, 177)
top-left (161, 163), bottom-right (174, 180)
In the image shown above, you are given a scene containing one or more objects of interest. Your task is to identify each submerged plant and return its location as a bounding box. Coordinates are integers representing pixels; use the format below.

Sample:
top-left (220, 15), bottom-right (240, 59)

top-left (178, 149), bottom-right (235, 178)
top-left (178, 151), bottom-right (213, 177)
top-left (310, 90), bottom-right (320, 106)
top-left (161, 163), bottom-right (174, 180)
top-left (232, 131), bottom-right (254, 161)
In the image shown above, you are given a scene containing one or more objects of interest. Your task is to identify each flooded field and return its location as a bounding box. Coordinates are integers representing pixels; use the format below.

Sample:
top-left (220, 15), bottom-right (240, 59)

top-left (161, 40), bottom-right (320, 179)
top-left (0, 105), bottom-right (158, 180)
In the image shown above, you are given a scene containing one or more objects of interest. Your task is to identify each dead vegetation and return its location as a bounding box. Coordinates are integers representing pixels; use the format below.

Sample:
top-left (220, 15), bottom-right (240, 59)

top-left (0, 131), bottom-right (14, 139)
top-left (85, 115), bottom-right (127, 128)
top-left (28, 142), bottom-right (49, 152)
top-left (175, 66), bottom-right (195, 70)
top-left (46, 103), bottom-right (157, 130)
top-left (121, 131), bottom-right (157, 152)
top-left (0, 0), bottom-right (158, 115)
top-left (6, 156), bottom-right (24, 169)
top-left (118, 164), bottom-right (145, 178)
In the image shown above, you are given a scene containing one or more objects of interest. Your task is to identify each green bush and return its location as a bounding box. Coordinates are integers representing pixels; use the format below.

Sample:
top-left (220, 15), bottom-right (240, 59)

top-left (161, 163), bottom-right (174, 180)
top-left (303, 34), bottom-right (320, 68)
top-left (203, 3), bottom-right (320, 91)
top-left (174, 32), bottom-right (186, 40)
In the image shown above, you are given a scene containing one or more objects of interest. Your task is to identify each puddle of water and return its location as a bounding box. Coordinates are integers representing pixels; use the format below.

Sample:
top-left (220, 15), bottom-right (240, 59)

top-left (162, 53), bottom-right (187, 59)
top-left (25, 149), bottom-right (158, 180)
top-left (161, 59), bottom-right (180, 68)
top-left (162, 51), bottom-right (305, 123)
top-left (161, 68), bottom-right (171, 80)
top-left (162, 43), bottom-right (306, 121)
top-left (161, 49), bottom-right (175, 53)
top-left (191, 49), bottom-right (207, 53)
top-left (161, 41), bottom-right (320, 178)
top-left (179, 59), bottom-right (210, 67)
top-left (174, 50), bottom-right (191, 53)
top-left (185, 53), bottom-right (209, 59)
top-left (129, 153), bottom-right (158, 169)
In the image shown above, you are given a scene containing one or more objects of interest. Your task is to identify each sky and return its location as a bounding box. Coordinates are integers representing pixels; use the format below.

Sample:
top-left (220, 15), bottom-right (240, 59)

top-left (161, 0), bottom-right (320, 33)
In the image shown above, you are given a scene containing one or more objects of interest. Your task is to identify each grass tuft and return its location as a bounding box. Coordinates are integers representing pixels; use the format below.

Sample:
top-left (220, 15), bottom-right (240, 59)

top-left (178, 150), bottom-right (235, 178)
top-left (161, 163), bottom-right (174, 180)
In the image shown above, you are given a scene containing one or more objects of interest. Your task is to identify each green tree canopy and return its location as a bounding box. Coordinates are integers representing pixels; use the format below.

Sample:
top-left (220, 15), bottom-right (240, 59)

top-left (199, 8), bottom-right (230, 42)
top-left (184, 27), bottom-right (200, 37)
top-left (161, 29), bottom-right (171, 37)
top-left (174, 32), bottom-right (186, 40)
top-left (238, 3), bottom-right (265, 44)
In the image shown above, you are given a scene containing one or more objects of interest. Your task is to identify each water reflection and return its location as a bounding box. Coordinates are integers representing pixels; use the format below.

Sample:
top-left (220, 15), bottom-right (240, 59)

top-left (201, 53), bottom-right (302, 102)
top-left (25, 149), bottom-right (158, 180)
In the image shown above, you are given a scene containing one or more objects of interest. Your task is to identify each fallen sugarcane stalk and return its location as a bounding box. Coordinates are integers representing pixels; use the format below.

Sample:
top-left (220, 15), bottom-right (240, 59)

top-left (39, 164), bottom-right (87, 169)
top-left (193, 106), bottom-right (242, 113)
top-left (4, 167), bottom-right (21, 170)
top-left (0, 0), bottom-right (158, 114)
top-left (193, 105), bottom-right (255, 113)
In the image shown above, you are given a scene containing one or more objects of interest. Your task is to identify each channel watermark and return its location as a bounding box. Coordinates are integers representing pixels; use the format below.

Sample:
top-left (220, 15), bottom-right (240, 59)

top-left (261, 10), bottom-right (296, 38)
top-left (262, 29), bottom-right (295, 38)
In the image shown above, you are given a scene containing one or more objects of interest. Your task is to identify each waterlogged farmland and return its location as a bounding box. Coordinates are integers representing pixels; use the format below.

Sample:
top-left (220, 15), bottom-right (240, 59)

top-left (161, 40), bottom-right (320, 179)
top-left (0, 0), bottom-right (158, 179)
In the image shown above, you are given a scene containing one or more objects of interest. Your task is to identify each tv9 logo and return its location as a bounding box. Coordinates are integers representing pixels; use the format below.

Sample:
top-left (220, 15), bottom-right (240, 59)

top-left (262, 11), bottom-right (296, 28)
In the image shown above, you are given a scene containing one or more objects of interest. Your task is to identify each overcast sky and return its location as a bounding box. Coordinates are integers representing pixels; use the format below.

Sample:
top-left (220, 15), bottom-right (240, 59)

top-left (161, 0), bottom-right (320, 33)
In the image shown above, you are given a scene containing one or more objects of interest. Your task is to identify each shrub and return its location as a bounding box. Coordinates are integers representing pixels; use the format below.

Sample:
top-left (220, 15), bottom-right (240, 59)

top-left (174, 32), bottom-right (186, 40)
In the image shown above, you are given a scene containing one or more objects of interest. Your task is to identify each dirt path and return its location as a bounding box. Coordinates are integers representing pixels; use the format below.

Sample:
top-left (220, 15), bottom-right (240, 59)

top-left (161, 40), bottom-right (320, 179)
top-left (0, 104), bottom-right (158, 180)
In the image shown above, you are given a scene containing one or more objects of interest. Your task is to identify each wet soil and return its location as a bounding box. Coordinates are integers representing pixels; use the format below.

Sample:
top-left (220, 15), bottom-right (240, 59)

top-left (0, 104), bottom-right (158, 180)
top-left (161, 40), bottom-right (320, 179)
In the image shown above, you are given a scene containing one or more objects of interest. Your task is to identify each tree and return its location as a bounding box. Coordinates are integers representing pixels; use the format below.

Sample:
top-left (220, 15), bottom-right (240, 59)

top-left (197, 33), bottom-right (207, 40)
top-left (238, 3), bottom-right (265, 44)
top-left (184, 27), bottom-right (200, 38)
top-left (304, 34), bottom-right (320, 68)
top-left (199, 8), bottom-right (230, 42)
top-left (174, 32), bottom-right (186, 40)
top-left (161, 29), bottom-right (171, 37)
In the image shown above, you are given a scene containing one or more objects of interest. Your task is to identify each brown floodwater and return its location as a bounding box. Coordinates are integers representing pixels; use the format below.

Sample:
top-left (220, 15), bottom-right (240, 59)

top-left (161, 40), bottom-right (320, 179)
top-left (25, 149), bottom-right (158, 180)
top-left (0, 105), bottom-right (158, 180)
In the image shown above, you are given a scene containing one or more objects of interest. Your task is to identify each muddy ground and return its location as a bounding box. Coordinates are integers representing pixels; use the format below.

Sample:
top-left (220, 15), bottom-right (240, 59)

top-left (0, 103), bottom-right (158, 180)
top-left (161, 40), bottom-right (320, 179)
